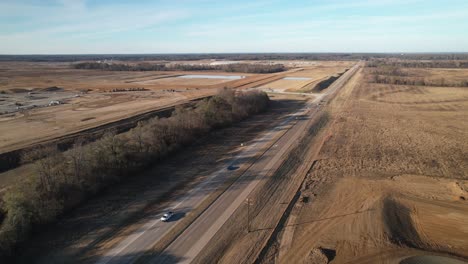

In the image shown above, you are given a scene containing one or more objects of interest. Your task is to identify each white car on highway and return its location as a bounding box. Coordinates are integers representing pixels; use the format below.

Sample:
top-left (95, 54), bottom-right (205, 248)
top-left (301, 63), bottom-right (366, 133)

top-left (160, 211), bottom-right (174, 222)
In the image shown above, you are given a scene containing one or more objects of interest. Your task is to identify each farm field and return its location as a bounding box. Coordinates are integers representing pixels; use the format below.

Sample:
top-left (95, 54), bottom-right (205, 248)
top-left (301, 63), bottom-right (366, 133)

top-left (271, 64), bottom-right (468, 263)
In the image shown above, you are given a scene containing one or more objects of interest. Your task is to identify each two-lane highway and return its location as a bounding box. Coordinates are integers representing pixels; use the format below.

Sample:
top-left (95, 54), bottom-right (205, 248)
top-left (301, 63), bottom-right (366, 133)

top-left (96, 62), bottom-right (361, 264)
top-left (96, 92), bottom-right (318, 264)
top-left (151, 63), bottom-right (361, 264)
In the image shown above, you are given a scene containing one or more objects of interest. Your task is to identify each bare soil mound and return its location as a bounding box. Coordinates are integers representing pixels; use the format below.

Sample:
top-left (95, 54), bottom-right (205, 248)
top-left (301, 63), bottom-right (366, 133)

top-left (383, 197), bottom-right (424, 249)
top-left (305, 248), bottom-right (331, 264)
top-left (284, 176), bottom-right (468, 263)
top-left (7, 88), bottom-right (29, 93)
top-left (34, 86), bottom-right (64, 92)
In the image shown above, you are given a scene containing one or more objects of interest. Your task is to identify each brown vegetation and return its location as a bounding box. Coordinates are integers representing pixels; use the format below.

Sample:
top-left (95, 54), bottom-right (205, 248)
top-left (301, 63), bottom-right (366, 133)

top-left (0, 89), bottom-right (269, 259)
top-left (12, 94), bottom-right (305, 264)
top-left (73, 62), bottom-right (287, 73)
top-left (277, 64), bottom-right (468, 263)
top-left (3, 53), bottom-right (468, 63)
top-left (365, 64), bottom-right (468, 87)
top-left (0, 61), bottom-right (284, 167)
top-left (367, 59), bottom-right (468, 68)
top-left (367, 75), bottom-right (468, 87)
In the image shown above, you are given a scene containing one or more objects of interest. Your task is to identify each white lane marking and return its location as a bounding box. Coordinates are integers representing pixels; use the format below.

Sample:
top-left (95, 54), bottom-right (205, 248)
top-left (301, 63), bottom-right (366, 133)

top-left (163, 67), bottom-right (361, 262)
top-left (95, 217), bottom-right (163, 264)
top-left (96, 94), bottom-right (319, 264)
top-left (171, 101), bottom-right (317, 264)
top-left (168, 98), bottom-right (315, 212)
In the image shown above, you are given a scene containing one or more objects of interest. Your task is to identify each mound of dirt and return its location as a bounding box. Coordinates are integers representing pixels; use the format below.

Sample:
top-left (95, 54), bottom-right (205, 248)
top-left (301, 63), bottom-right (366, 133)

top-left (305, 248), bottom-right (332, 264)
top-left (311, 75), bottom-right (339, 92)
top-left (381, 193), bottom-right (468, 261)
top-left (383, 197), bottom-right (423, 249)
top-left (283, 175), bottom-right (468, 263)
top-left (8, 88), bottom-right (30, 93)
top-left (35, 86), bottom-right (64, 92)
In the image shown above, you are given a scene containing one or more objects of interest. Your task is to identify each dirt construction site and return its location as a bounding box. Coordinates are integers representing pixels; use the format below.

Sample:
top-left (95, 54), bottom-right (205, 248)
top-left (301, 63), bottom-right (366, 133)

top-left (0, 61), bottom-right (350, 155)
top-left (1, 58), bottom-right (467, 264)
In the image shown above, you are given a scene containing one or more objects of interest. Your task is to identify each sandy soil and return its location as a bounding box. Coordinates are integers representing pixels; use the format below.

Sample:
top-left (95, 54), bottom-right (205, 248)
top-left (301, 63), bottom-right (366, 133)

top-left (258, 65), bottom-right (348, 93)
top-left (132, 75), bottom-right (244, 86)
top-left (277, 66), bottom-right (468, 263)
top-left (0, 61), bottom-right (300, 154)
top-left (0, 90), bottom-right (200, 153)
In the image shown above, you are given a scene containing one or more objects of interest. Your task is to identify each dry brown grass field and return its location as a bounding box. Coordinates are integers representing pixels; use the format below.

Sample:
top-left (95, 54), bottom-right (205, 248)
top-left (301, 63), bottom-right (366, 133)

top-left (274, 65), bottom-right (468, 263)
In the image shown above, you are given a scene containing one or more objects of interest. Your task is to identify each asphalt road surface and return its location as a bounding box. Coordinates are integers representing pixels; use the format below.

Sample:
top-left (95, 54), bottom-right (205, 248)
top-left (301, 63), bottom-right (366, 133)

top-left (96, 63), bottom-right (361, 264)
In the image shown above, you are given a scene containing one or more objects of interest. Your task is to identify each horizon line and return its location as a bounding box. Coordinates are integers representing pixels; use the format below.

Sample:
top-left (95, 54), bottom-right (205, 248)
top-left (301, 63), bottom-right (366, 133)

top-left (2, 52), bottom-right (468, 56)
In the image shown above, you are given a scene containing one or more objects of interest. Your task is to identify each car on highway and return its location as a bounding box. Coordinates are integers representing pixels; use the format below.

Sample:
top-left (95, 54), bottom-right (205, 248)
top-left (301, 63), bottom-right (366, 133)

top-left (160, 211), bottom-right (174, 222)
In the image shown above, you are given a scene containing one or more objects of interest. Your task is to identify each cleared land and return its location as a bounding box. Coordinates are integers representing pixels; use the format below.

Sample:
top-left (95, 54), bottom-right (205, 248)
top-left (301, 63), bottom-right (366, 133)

top-left (0, 61), bottom-right (301, 205)
top-left (258, 66), bottom-right (351, 93)
top-left (0, 61), bottom-right (308, 155)
top-left (269, 65), bottom-right (468, 263)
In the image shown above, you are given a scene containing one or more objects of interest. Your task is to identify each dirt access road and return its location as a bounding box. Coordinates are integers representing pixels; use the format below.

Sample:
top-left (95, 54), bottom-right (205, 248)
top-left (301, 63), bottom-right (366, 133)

top-left (93, 62), bottom-right (360, 264)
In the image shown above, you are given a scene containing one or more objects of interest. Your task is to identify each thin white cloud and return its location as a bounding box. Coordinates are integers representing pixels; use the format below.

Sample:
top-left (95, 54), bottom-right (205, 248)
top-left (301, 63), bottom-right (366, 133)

top-left (1, 0), bottom-right (468, 53)
top-left (1, 2), bottom-right (187, 40)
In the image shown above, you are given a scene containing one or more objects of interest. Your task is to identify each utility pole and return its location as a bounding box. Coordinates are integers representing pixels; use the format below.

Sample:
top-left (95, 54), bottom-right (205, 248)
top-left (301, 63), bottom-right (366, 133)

top-left (245, 198), bottom-right (253, 233)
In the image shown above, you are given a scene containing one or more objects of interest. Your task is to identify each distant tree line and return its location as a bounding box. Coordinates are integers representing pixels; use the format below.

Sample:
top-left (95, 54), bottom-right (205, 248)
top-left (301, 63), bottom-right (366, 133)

top-left (366, 66), bottom-right (409, 76)
top-left (3, 53), bottom-right (468, 62)
top-left (0, 89), bottom-right (269, 258)
top-left (365, 63), bottom-right (468, 87)
top-left (109, 87), bottom-right (148, 92)
top-left (73, 62), bottom-right (287, 73)
top-left (367, 75), bottom-right (468, 87)
top-left (367, 60), bottom-right (468, 68)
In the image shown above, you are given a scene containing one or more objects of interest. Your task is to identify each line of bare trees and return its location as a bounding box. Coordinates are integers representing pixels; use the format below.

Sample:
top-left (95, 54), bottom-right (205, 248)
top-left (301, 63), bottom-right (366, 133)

top-left (366, 66), bottom-right (409, 76)
top-left (0, 89), bottom-right (269, 258)
top-left (367, 75), bottom-right (468, 87)
top-left (365, 64), bottom-right (468, 87)
top-left (73, 62), bottom-right (287, 73)
top-left (367, 60), bottom-right (468, 68)
top-left (7, 53), bottom-right (468, 63)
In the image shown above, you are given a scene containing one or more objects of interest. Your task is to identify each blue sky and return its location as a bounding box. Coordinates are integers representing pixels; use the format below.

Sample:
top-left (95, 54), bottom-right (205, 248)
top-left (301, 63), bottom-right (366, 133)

top-left (1, 0), bottom-right (468, 54)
